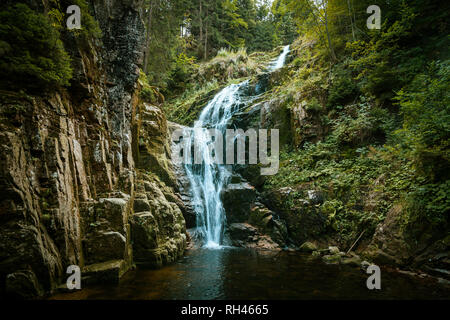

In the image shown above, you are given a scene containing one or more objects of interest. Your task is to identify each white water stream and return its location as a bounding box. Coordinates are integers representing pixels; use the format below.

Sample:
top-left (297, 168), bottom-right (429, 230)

top-left (185, 45), bottom-right (290, 248)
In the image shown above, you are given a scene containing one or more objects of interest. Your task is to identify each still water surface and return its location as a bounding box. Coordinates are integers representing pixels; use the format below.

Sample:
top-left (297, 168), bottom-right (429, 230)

top-left (51, 248), bottom-right (450, 300)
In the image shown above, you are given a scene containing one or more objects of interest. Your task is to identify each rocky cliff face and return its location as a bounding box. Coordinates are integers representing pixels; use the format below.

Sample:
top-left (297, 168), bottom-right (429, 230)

top-left (0, 0), bottom-right (186, 298)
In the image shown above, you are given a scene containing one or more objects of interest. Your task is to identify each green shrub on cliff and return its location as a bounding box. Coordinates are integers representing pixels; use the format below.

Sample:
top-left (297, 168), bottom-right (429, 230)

top-left (55, 0), bottom-right (102, 39)
top-left (0, 3), bottom-right (72, 91)
top-left (393, 60), bottom-right (450, 228)
top-left (394, 61), bottom-right (450, 182)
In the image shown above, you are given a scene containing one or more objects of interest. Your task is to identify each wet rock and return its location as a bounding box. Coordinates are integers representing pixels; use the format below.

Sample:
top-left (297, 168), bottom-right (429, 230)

top-left (361, 261), bottom-right (371, 271)
top-left (290, 100), bottom-right (327, 146)
top-left (222, 183), bottom-right (257, 223)
top-left (131, 212), bottom-right (159, 250)
top-left (322, 254), bottom-right (341, 265)
top-left (137, 103), bottom-right (176, 188)
top-left (82, 260), bottom-right (128, 285)
top-left (98, 198), bottom-right (129, 234)
top-left (228, 223), bottom-right (280, 250)
top-left (0, 0), bottom-right (160, 298)
top-left (169, 121), bottom-right (197, 228)
top-left (228, 223), bottom-right (258, 240)
top-left (133, 198), bottom-right (151, 213)
top-left (5, 270), bottom-right (44, 299)
top-left (341, 256), bottom-right (362, 267)
top-left (83, 231), bottom-right (127, 265)
top-left (260, 98), bottom-right (292, 146)
top-left (261, 186), bottom-right (327, 246)
top-left (329, 246), bottom-right (340, 255)
top-left (364, 204), bottom-right (413, 266)
top-left (299, 242), bottom-right (318, 252)
top-left (230, 174), bottom-right (243, 184)
top-left (130, 174), bottom-right (187, 268)
top-left (248, 204), bottom-right (288, 246)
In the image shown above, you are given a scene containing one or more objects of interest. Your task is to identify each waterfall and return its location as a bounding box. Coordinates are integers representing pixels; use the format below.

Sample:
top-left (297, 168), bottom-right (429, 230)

top-left (184, 82), bottom-right (249, 248)
top-left (185, 46), bottom-right (290, 248)
top-left (269, 45), bottom-right (290, 71)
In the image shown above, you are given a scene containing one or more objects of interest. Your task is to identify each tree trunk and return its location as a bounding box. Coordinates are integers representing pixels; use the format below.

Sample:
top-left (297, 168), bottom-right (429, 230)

top-left (143, 0), bottom-right (154, 74)
top-left (324, 9), bottom-right (336, 61)
top-left (204, 22), bottom-right (208, 60)
top-left (199, 0), bottom-right (203, 43)
top-left (347, 0), bottom-right (356, 41)
top-left (204, 5), bottom-right (208, 60)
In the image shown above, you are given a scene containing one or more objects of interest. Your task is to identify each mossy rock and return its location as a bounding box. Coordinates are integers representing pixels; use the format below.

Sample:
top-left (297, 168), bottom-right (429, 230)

top-left (299, 241), bottom-right (317, 252)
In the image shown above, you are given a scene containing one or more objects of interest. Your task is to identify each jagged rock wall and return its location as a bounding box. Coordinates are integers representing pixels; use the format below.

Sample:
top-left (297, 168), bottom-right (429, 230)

top-left (0, 0), bottom-right (186, 298)
top-left (131, 103), bottom-right (187, 268)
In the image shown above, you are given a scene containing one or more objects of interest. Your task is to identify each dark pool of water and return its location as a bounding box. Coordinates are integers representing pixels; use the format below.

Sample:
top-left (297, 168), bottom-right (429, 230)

top-left (51, 248), bottom-right (450, 300)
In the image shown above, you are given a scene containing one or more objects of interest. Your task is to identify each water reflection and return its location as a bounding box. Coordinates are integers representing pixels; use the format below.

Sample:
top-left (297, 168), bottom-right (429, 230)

top-left (50, 248), bottom-right (450, 300)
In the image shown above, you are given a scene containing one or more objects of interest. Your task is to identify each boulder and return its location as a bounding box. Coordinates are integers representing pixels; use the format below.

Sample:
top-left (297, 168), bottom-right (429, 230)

top-left (248, 204), bottom-right (288, 246)
top-left (130, 212), bottom-right (159, 250)
top-left (328, 246), bottom-right (340, 255)
top-left (299, 242), bottom-right (318, 252)
top-left (341, 256), bottom-right (362, 267)
top-left (98, 198), bottom-right (129, 234)
top-left (5, 270), bottom-right (44, 299)
top-left (227, 223), bottom-right (280, 250)
top-left (82, 260), bottom-right (128, 285)
top-left (83, 230), bottom-right (127, 265)
top-left (133, 198), bottom-right (151, 213)
top-left (228, 223), bottom-right (258, 241)
top-left (261, 186), bottom-right (327, 245)
top-left (322, 254), bottom-right (341, 265)
top-left (221, 182), bottom-right (257, 223)
top-left (129, 173), bottom-right (187, 268)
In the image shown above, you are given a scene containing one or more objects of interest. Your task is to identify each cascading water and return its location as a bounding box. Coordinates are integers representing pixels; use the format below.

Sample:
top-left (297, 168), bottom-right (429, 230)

top-left (269, 45), bottom-right (290, 71)
top-left (184, 81), bottom-right (249, 248)
top-left (185, 45), bottom-right (290, 248)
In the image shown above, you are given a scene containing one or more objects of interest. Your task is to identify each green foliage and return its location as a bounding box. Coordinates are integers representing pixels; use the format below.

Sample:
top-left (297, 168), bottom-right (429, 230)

top-left (139, 71), bottom-right (165, 103)
top-left (265, 131), bottom-right (391, 244)
top-left (0, 3), bottom-right (72, 91)
top-left (48, 0), bottom-right (101, 39)
top-left (347, 3), bottom-right (417, 104)
top-left (62, 0), bottom-right (102, 39)
top-left (394, 61), bottom-right (450, 181)
top-left (332, 102), bottom-right (391, 147)
top-left (164, 79), bottom-right (221, 125)
top-left (327, 63), bottom-right (359, 108)
top-left (141, 0), bottom-right (297, 94)
top-left (261, 0), bottom-right (450, 245)
top-left (169, 53), bottom-right (199, 93)
top-left (404, 181), bottom-right (450, 227)
top-left (304, 97), bottom-right (323, 113)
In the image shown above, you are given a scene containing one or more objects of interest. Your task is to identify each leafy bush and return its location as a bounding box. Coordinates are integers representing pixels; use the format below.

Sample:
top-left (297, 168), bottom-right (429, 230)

top-left (168, 52), bottom-right (198, 92)
top-left (56, 0), bottom-right (102, 39)
top-left (347, 3), bottom-right (417, 105)
top-left (332, 102), bottom-right (389, 147)
top-left (394, 60), bottom-right (450, 181)
top-left (327, 64), bottom-right (359, 108)
top-left (139, 71), bottom-right (165, 103)
top-left (0, 3), bottom-right (72, 91)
